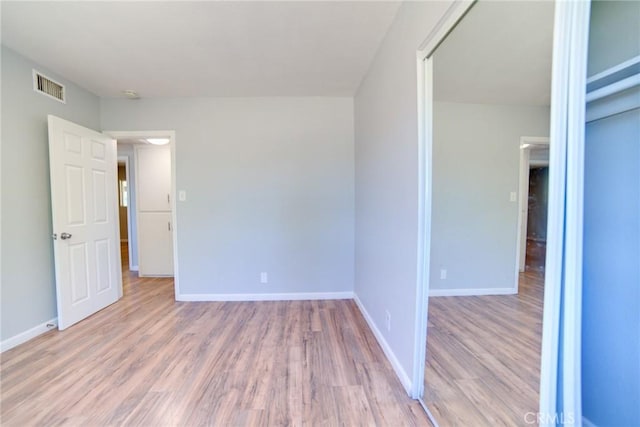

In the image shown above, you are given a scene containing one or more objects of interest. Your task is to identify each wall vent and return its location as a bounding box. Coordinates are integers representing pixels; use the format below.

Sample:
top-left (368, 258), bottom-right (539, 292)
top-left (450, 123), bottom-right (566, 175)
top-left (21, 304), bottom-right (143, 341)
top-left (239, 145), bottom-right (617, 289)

top-left (33, 70), bottom-right (65, 103)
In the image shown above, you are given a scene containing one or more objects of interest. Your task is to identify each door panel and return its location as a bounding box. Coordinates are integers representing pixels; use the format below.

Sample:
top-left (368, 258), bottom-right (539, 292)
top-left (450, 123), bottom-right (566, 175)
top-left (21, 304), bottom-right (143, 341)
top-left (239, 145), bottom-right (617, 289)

top-left (48, 115), bottom-right (121, 330)
top-left (138, 212), bottom-right (174, 276)
top-left (65, 166), bottom-right (86, 224)
top-left (69, 243), bottom-right (89, 303)
top-left (136, 147), bottom-right (171, 211)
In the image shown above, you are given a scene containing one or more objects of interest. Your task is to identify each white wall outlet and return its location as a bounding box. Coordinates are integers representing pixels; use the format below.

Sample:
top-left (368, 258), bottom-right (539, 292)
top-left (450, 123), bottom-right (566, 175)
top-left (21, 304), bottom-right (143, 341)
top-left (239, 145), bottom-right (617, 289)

top-left (440, 269), bottom-right (447, 280)
top-left (260, 272), bottom-right (268, 284)
top-left (510, 191), bottom-right (517, 202)
top-left (385, 310), bottom-right (391, 331)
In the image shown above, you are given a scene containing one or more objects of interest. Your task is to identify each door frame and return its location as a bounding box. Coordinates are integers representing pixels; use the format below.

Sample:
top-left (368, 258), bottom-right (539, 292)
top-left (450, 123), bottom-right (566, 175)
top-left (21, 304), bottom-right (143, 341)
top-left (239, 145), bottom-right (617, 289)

top-left (117, 155), bottom-right (134, 274)
top-left (412, 0), bottom-right (476, 403)
top-left (515, 136), bottom-right (549, 284)
top-left (104, 130), bottom-right (180, 299)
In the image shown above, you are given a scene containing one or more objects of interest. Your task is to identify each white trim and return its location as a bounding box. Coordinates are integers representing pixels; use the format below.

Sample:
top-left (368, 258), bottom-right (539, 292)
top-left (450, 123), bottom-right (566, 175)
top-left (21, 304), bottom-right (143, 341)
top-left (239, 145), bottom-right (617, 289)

top-left (413, 0), bottom-right (476, 405)
top-left (177, 291), bottom-right (353, 302)
top-left (418, 399), bottom-right (441, 427)
top-left (585, 73), bottom-right (640, 104)
top-left (586, 84), bottom-right (640, 123)
top-left (539, 1), bottom-right (590, 424)
top-left (353, 294), bottom-right (413, 395)
top-left (561, 0), bottom-right (589, 418)
top-left (586, 55), bottom-right (640, 86)
top-left (429, 287), bottom-right (516, 297)
top-left (412, 49), bottom-right (431, 401)
top-left (104, 130), bottom-right (180, 298)
top-left (539, 1), bottom-right (572, 419)
top-left (516, 137), bottom-right (550, 281)
top-left (417, 0), bottom-right (475, 58)
top-left (586, 58), bottom-right (640, 123)
top-left (582, 416), bottom-right (597, 427)
top-left (1, 318), bottom-right (58, 352)
top-left (130, 265), bottom-right (139, 272)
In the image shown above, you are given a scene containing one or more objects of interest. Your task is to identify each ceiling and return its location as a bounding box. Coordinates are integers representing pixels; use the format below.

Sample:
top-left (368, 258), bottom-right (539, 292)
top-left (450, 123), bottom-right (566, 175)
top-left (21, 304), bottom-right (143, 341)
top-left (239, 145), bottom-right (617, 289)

top-left (434, 0), bottom-right (555, 106)
top-left (1, 1), bottom-right (401, 98)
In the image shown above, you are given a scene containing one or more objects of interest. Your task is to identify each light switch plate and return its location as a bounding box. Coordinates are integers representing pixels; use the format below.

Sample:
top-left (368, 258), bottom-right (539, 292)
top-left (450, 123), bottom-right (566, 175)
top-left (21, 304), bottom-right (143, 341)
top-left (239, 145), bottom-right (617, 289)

top-left (179, 190), bottom-right (186, 201)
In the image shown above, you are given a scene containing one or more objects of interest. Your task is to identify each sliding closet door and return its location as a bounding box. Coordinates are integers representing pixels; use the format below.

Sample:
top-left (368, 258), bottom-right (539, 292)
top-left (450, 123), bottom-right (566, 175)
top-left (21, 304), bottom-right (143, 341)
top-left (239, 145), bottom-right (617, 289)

top-left (582, 2), bottom-right (640, 425)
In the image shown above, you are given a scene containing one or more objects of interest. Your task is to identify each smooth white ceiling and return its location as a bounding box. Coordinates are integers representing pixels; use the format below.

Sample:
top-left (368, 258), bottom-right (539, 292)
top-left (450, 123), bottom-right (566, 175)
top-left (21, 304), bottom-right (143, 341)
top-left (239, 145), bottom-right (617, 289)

top-left (434, 0), bottom-right (555, 106)
top-left (1, 1), bottom-right (401, 97)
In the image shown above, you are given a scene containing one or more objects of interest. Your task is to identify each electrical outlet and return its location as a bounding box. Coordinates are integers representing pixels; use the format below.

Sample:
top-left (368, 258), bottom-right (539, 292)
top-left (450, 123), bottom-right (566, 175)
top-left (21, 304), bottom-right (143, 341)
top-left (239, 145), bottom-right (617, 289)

top-left (510, 191), bottom-right (517, 202)
top-left (385, 310), bottom-right (391, 331)
top-left (260, 272), bottom-right (268, 284)
top-left (440, 269), bottom-right (447, 280)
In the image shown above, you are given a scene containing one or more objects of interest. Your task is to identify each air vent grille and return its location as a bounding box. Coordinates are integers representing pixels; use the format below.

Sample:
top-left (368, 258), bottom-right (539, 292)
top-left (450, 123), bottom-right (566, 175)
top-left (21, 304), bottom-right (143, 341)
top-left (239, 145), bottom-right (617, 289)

top-left (33, 70), bottom-right (65, 103)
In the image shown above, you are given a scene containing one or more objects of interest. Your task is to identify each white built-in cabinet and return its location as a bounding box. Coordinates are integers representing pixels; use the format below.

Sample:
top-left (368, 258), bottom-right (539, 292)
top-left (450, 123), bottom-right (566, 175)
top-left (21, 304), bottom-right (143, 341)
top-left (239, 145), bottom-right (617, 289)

top-left (135, 145), bottom-right (174, 276)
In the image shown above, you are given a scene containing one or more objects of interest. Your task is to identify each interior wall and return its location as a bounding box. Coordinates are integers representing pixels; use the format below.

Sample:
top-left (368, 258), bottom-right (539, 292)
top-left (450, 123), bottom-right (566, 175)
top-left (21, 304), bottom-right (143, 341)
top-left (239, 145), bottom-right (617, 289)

top-left (587, 0), bottom-right (640, 76)
top-left (101, 97), bottom-right (355, 297)
top-left (1, 46), bottom-right (101, 342)
top-left (353, 0), bottom-right (453, 390)
top-left (429, 101), bottom-right (550, 292)
top-left (117, 144), bottom-right (139, 268)
top-left (583, 109), bottom-right (639, 426)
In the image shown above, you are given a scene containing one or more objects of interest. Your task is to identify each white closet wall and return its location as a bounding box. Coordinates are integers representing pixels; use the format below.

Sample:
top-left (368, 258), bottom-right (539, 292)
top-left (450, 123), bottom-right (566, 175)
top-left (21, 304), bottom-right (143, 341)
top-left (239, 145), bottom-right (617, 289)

top-left (135, 145), bottom-right (174, 276)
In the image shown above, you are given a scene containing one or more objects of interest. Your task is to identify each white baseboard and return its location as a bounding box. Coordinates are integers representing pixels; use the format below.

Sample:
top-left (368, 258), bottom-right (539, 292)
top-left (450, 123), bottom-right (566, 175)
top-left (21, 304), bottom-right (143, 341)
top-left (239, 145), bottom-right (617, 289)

top-left (176, 291), bottom-right (354, 302)
top-left (429, 287), bottom-right (517, 297)
top-left (583, 416), bottom-right (597, 427)
top-left (1, 318), bottom-right (57, 353)
top-left (353, 293), bottom-right (412, 395)
top-left (130, 265), bottom-right (139, 271)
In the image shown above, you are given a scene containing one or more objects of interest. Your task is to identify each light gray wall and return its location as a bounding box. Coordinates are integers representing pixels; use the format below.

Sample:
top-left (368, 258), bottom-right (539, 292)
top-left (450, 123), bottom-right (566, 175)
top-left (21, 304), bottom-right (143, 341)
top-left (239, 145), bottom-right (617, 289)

top-left (101, 97), bottom-right (354, 296)
top-left (1, 46), bottom-right (101, 341)
top-left (582, 1), bottom-right (640, 424)
top-left (430, 102), bottom-right (550, 291)
top-left (587, 0), bottom-right (640, 76)
top-left (583, 108), bottom-right (639, 427)
top-left (353, 0), bottom-right (453, 386)
top-left (116, 144), bottom-right (138, 268)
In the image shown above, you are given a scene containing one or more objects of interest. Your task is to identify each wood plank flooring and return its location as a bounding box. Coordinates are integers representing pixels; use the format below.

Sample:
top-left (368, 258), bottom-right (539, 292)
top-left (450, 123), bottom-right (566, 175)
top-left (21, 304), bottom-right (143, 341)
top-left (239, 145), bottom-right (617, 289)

top-left (423, 270), bottom-right (544, 426)
top-left (1, 248), bottom-right (431, 426)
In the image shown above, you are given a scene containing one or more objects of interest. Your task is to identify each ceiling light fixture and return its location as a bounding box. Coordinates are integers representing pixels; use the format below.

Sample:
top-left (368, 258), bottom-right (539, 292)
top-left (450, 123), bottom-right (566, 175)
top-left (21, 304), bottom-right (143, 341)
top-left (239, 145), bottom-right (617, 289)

top-left (122, 90), bottom-right (140, 99)
top-left (146, 138), bottom-right (170, 145)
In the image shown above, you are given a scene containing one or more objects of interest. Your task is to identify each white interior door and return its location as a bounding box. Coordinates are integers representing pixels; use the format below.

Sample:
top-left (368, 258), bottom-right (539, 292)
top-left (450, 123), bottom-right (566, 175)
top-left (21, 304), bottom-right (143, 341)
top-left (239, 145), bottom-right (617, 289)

top-left (48, 115), bottom-right (122, 330)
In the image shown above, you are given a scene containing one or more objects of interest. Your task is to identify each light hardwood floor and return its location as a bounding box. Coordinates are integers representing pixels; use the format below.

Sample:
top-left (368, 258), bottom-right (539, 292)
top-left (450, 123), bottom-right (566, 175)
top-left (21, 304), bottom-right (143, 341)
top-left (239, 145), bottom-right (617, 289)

top-left (1, 246), bottom-right (431, 426)
top-left (423, 270), bottom-right (544, 426)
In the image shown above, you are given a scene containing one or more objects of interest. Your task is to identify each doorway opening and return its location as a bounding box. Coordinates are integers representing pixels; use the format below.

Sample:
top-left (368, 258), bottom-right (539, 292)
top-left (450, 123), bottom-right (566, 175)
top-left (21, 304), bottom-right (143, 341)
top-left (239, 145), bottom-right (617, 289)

top-left (516, 137), bottom-right (550, 279)
top-left (105, 130), bottom-right (180, 298)
top-left (117, 157), bottom-right (132, 271)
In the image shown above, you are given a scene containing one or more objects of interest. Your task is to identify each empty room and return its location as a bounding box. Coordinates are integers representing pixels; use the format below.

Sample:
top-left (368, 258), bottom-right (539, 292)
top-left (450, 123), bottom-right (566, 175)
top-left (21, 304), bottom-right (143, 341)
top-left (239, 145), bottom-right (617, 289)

top-left (1, 1), bottom-right (638, 426)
